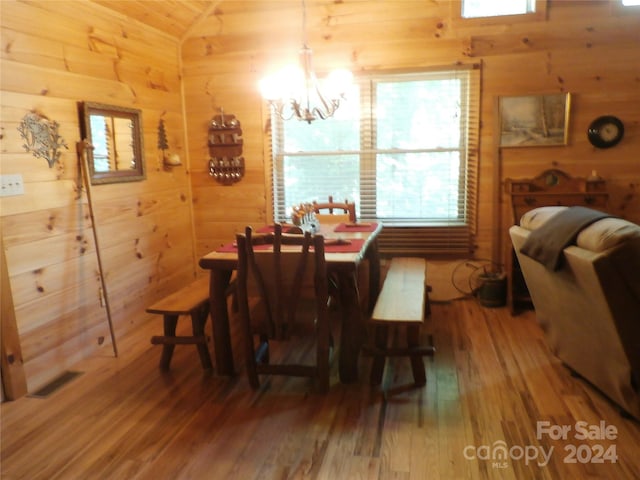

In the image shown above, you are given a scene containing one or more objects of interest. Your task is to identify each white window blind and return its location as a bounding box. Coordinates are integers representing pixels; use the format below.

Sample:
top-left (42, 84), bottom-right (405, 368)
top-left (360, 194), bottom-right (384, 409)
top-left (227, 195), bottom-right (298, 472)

top-left (268, 65), bottom-right (480, 255)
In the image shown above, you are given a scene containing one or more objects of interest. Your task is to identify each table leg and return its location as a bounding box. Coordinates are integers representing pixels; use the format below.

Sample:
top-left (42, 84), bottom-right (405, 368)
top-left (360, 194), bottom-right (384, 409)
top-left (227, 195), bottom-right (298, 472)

top-left (365, 238), bottom-right (381, 314)
top-left (209, 269), bottom-right (234, 375)
top-left (337, 270), bottom-right (367, 383)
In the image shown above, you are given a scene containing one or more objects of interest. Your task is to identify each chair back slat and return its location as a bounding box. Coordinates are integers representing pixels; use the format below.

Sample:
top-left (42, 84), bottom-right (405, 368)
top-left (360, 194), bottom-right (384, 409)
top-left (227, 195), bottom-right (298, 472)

top-left (241, 224), bottom-right (319, 339)
top-left (235, 223), bottom-right (331, 391)
top-left (312, 195), bottom-right (356, 223)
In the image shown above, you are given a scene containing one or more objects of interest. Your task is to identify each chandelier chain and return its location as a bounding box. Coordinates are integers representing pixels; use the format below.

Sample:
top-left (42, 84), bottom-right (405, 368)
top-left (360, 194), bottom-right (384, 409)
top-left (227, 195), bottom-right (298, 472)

top-left (301, 0), bottom-right (308, 48)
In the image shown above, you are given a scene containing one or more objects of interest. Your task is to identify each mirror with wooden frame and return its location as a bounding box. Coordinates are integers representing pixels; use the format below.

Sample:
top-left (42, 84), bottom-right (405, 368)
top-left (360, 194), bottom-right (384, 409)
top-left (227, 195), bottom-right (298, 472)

top-left (79, 102), bottom-right (145, 184)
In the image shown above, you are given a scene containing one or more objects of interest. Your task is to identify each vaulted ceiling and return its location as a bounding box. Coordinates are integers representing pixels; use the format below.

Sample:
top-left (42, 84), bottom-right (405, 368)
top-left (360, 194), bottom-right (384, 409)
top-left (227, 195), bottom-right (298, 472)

top-left (92, 0), bottom-right (311, 42)
top-left (92, 0), bottom-right (221, 39)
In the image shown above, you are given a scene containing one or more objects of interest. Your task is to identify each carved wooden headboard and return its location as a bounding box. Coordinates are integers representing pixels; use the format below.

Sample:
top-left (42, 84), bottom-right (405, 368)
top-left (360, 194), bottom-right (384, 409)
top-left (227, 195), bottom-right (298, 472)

top-left (504, 169), bottom-right (609, 314)
top-left (505, 169), bottom-right (608, 225)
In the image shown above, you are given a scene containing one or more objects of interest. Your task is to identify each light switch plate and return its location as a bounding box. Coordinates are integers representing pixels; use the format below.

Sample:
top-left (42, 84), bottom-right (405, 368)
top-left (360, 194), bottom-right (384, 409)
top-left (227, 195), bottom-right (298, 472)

top-left (0, 174), bottom-right (25, 196)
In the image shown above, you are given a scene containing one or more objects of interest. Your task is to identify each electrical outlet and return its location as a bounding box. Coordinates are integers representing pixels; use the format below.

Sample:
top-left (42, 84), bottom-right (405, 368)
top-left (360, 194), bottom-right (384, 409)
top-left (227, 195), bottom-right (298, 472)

top-left (0, 174), bottom-right (25, 196)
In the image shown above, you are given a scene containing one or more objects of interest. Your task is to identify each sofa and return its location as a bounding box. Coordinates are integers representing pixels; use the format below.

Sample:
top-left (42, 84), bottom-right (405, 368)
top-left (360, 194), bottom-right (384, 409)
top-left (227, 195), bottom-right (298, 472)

top-left (509, 206), bottom-right (640, 420)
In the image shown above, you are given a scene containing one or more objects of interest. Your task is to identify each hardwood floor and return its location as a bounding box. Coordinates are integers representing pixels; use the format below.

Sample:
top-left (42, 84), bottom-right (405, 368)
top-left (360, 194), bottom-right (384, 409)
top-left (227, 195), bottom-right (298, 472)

top-left (2, 299), bottom-right (639, 479)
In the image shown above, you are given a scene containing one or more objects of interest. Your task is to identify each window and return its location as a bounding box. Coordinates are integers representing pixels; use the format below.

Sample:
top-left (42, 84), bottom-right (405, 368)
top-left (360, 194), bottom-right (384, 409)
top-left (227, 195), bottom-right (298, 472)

top-left (267, 66), bottom-right (480, 255)
top-left (462, 0), bottom-right (535, 18)
top-left (613, 0), bottom-right (640, 16)
top-left (454, 0), bottom-right (547, 25)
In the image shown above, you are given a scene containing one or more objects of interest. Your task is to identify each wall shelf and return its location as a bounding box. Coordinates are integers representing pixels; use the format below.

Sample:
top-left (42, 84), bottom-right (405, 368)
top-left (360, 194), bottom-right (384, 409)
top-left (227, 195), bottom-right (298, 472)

top-left (208, 113), bottom-right (244, 185)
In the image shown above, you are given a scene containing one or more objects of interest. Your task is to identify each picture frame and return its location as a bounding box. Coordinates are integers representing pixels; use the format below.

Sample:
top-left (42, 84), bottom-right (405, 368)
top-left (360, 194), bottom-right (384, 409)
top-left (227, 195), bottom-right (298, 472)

top-left (499, 93), bottom-right (571, 147)
top-left (79, 101), bottom-right (146, 184)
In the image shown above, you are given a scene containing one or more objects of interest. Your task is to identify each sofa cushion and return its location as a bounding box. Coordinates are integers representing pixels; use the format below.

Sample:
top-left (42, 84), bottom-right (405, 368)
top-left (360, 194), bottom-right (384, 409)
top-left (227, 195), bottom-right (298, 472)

top-left (520, 206), bottom-right (640, 253)
top-left (520, 206), bottom-right (567, 230)
top-left (576, 217), bottom-right (640, 252)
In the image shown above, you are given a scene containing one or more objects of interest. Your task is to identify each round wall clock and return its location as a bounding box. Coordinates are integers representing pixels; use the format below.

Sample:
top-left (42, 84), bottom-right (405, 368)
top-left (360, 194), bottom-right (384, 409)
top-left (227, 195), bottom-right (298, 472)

top-left (587, 115), bottom-right (624, 149)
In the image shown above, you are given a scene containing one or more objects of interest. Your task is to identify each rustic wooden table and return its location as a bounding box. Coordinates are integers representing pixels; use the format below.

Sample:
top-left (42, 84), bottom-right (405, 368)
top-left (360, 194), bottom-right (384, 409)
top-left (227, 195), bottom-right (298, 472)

top-left (199, 222), bottom-right (382, 383)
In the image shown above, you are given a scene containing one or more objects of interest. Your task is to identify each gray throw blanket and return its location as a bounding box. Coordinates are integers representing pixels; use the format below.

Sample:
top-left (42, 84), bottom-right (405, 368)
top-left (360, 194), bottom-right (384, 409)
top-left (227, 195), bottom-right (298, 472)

top-left (520, 206), bottom-right (611, 271)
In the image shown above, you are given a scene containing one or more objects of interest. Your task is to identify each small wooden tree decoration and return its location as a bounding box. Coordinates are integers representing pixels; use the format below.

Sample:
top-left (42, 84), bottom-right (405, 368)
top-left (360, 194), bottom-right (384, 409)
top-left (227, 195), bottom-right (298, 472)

top-left (156, 118), bottom-right (181, 168)
top-left (157, 118), bottom-right (169, 167)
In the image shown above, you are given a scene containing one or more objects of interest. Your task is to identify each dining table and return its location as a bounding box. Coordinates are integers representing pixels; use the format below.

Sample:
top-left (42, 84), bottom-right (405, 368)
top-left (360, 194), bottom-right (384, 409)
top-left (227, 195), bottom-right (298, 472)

top-left (198, 221), bottom-right (382, 383)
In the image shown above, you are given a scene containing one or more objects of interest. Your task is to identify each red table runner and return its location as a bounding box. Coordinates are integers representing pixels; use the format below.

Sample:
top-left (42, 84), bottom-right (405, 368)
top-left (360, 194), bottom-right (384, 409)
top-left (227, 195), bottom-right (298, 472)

top-left (256, 224), bottom-right (301, 234)
top-left (216, 237), bottom-right (364, 253)
top-left (216, 242), bottom-right (271, 253)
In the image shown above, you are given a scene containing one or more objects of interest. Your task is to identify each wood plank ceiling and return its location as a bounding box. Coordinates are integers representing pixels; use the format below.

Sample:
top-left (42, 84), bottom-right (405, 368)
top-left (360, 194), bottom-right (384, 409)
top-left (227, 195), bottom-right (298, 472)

top-left (92, 0), bottom-right (220, 40)
top-left (91, 0), bottom-right (310, 41)
top-left (91, 0), bottom-right (338, 42)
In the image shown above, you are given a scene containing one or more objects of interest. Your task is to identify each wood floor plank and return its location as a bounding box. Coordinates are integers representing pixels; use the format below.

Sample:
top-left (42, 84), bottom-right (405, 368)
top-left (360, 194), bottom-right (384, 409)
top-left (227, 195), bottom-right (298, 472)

top-left (2, 298), bottom-right (639, 479)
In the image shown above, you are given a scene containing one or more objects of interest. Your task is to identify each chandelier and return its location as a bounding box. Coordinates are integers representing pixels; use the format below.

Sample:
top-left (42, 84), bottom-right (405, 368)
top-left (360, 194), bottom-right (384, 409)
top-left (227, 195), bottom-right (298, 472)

top-left (259, 0), bottom-right (352, 123)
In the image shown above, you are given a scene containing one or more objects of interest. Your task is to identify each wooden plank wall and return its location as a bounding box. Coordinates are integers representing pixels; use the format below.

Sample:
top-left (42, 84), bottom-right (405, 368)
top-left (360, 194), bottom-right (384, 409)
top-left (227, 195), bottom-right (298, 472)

top-left (1, 0), bottom-right (639, 395)
top-left (181, 0), bottom-right (640, 263)
top-left (1, 1), bottom-right (195, 393)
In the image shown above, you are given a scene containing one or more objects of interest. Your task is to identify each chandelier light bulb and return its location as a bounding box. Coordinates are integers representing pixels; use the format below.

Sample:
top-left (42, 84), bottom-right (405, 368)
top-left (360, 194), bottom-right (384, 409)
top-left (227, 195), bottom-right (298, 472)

top-left (324, 69), bottom-right (353, 98)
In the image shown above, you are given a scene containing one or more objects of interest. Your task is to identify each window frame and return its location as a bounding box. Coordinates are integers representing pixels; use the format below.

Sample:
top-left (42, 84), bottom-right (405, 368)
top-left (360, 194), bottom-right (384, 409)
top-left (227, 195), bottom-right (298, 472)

top-left (613, 0), bottom-right (640, 15)
top-left (263, 65), bottom-right (481, 255)
top-left (451, 0), bottom-right (547, 26)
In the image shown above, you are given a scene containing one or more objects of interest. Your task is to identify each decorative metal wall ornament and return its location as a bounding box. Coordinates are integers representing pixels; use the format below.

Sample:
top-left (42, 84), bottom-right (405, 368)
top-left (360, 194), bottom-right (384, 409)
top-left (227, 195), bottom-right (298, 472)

top-left (17, 111), bottom-right (68, 168)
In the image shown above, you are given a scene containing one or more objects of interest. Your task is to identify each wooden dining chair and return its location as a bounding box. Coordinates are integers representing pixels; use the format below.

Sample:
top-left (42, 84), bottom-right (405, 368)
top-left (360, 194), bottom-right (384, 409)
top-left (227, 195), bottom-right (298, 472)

top-left (235, 224), bottom-right (332, 392)
top-left (313, 196), bottom-right (368, 308)
top-left (312, 196), bottom-right (356, 223)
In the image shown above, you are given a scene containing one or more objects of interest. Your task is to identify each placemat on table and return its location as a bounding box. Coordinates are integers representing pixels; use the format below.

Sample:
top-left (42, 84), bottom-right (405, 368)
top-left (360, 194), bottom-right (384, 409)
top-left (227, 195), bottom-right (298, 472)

top-left (333, 222), bottom-right (378, 232)
top-left (216, 242), bottom-right (271, 253)
top-left (323, 238), bottom-right (365, 252)
top-left (216, 238), bottom-right (364, 253)
top-left (256, 224), bottom-right (302, 234)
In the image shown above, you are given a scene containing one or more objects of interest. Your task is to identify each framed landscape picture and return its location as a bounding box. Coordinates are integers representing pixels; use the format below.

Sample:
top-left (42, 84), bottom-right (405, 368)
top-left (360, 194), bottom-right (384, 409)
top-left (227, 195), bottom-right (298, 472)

top-left (499, 93), bottom-right (571, 147)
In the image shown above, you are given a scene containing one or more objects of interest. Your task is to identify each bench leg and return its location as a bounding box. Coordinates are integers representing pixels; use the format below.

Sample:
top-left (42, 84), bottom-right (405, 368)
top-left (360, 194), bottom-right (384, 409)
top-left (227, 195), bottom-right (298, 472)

top-left (407, 325), bottom-right (426, 386)
top-left (370, 324), bottom-right (388, 385)
top-left (160, 314), bottom-right (178, 370)
top-left (425, 285), bottom-right (432, 318)
top-left (191, 305), bottom-right (213, 371)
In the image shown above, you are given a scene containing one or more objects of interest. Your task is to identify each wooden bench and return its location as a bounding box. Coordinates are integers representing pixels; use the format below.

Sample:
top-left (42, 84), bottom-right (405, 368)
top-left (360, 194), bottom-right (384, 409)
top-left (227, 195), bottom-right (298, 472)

top-left (368, 257), bottom-right (435, 386)
top-left (147, 276), bottom-right (213, 371)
